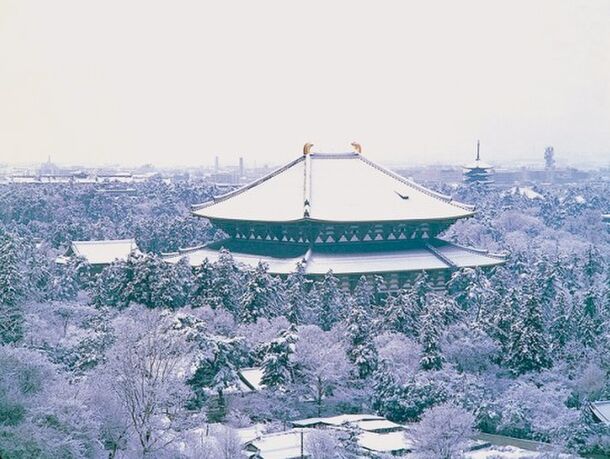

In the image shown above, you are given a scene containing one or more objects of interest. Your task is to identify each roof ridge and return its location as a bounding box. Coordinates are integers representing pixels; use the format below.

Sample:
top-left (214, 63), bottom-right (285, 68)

top-left (440, 239), bottom-right (508, 260)
top-left (72, 238), bottom-right (136, 245)
top-left (192, 156), bottom-right (305, 211)
top-left (356, 155), bottom-right (475, 212)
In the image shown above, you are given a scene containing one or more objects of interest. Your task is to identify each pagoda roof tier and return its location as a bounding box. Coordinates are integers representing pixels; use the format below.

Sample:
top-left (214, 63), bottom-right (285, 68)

top-left (463, 159), bottom-right (493, 170)
top-left (193, 152), bottom-right (475, 224)
top-left (162, 238), bottom-right (505, 276)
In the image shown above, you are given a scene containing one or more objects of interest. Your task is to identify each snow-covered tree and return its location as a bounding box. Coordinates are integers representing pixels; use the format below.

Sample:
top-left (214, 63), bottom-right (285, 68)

top-left (294, 325), bottom-right (352, 415)
top-left (261, 324), bottom-right (298, 388)
top-left (311, 270), bottom-right (343, 331)
top-left (419, 295), bottom-right (446, 371)
top-left (240, 262), bottom-right (283, 323)
top-left (409, 403), bottom-right (475, 459)
top-left (209, 249), bottom-right (243, 315)
top-left (283, 262), bottom-right (311, 324)
top-left (0, 229), bottom-right (24, 343)
top-left (345, 299), bottom-right (378, 378)
top-left (506, 293), bottom-right (551, 374)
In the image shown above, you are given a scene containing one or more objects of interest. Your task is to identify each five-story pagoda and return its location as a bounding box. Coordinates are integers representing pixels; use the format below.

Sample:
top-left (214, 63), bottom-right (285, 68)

top-left (164, 143), bottom-right (505, 290)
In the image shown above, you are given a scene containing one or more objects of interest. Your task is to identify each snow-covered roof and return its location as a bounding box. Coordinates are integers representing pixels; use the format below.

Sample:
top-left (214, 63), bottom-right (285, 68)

top-left (464, 158), bottom-right (493, 170)
top-left (57, 239), bottom-right (139, 265)
top-left (193, 152), bottom-right (474, 224)
top-left (358, 430), bottom-right (412, 453)
top-left (292, 413), bottom-right (384, 428)
top-left (353, 419), bottom-right (405, 432)
top-left (239, 367), bottom-right (265, 391)
top-left (508, 186), bottom-right (544, 200)
top-left (591, 401), bottom-right (610, 425)
top-left (603, 213), bottom-right (610, 223)
top-left (245, 429), bottom-right (311, 459)
top-left (162, 239), bottom-right (505, 275)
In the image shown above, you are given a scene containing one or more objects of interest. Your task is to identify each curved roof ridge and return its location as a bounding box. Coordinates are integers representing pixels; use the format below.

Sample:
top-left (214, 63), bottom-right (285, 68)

top-left (356, 155), bottom-right (475, 212)
top-left (192, 156), bottom-right (305, 211)
top-left (72, 238), bottom-right (136, 245)
top-left (441, 239), bottom-right (508, 260)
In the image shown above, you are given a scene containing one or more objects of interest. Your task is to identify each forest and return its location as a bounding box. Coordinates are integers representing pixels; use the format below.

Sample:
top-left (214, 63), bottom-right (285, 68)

top-left (0, 178), bottom-right (608, 458)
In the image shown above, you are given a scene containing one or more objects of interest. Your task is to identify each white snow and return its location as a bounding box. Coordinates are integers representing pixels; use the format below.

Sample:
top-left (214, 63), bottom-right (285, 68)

top-left (163, 240), bottom-right (505, 274)
top-left (57, 239), bottom-right (139, 265)
top-left (358, 430), bottom-right (412, 453)
top-left (292, 413), bottom-right (384, 428)
top-left (509, 186), bottom-right (544, 200)
top-left (193, 152), bottom-right (474, 223)
top-left (246, 429), bottom-right (310, 459)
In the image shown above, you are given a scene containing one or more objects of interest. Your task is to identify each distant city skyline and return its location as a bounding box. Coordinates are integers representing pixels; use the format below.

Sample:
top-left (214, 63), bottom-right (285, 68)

top-left (1, 0), bottom-right (609, 168)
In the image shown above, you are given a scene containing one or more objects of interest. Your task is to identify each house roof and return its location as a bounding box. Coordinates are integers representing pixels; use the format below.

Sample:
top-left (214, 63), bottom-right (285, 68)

top-left (358, 430), bottom-right (412, 453)
top-left (162, 238), bottom-right (506, 275)
top-left (58, 239), bottom-right (139, 266)
top-left (193, 152), bottom-right (475, 224)
top-left (591, 401), bottom-right (610, 425)
top-left (246, 429), bottom-right (312, 459)
top-left (292, 413), bottom-right (384, 428)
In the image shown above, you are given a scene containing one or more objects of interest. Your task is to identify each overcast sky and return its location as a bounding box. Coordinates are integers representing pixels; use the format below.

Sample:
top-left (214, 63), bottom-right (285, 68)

top-left (1, 0), bottom-right (609, 168)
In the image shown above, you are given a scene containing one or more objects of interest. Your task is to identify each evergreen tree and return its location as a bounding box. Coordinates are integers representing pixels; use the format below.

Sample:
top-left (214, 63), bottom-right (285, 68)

top-left (577, 287), bottom-right (602, 348)
top-left (0, 229), bottom-right (24, 343)
top-left (189, 335), bottom-right (243, 417)
top-left (0, 229), bottom-right (23, 306)
top-left (191, 258), bottom-right (215, 307)
top-left (419, 295), bottom-right (445, 371)
top-left (506, 293), bottom-right (551, 374)
top-left (209, 249), bottom-right (243, 315)
top-left (240, 262), bottom-right (283, 323)
top-left (311, 270), bottom-right (343, 331)
top-left (284, 263), bottom-right (311, 324)
top-left (548, 287), bottom-right (573, 353)
top-left (92, 259), bottom-right (131, 309)
top-left (385, 288), bottom-right (420, 336)
top-left (261, 324), bottom-right (298, 388)
top-left (345, 299), bottom-right (378, 378)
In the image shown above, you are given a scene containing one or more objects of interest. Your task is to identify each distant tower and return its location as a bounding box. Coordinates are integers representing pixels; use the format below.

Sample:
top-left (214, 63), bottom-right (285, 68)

top-left (463, 140), bottom-right (494, 186)
top-left (214, 156), bottom-right (219, 173)
top-left (544, 146), bottom-right (555, 183)
top-left (239, 157), bottom-right (244, 177)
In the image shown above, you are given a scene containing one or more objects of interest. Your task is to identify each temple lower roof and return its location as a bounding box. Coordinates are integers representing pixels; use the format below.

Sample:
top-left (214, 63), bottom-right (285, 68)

top-left (162, 238), bottom-right (505, 276)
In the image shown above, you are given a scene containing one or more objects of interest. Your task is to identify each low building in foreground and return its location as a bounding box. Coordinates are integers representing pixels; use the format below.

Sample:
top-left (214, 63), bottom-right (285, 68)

top-left (56, 239), bottom-right (140, 269)
top-left (164, 144), bottom-right (505, 290)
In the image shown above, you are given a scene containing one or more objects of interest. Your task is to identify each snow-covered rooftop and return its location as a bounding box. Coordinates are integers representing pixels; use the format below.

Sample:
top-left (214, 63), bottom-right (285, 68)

top-left (193, 151), bottom-right (475, 224)
top-left (57, 239), bottom-right (139, 266)
top-left (292, 413), bottom-right (384, 428)
top-left (358, 430), bottom-right (412, 453)
top-left (591, 401), bottom-right (610, 425)
top-left (245, 429), bottom-right (311, 459)
top-left (163, 239), bottom-right (505, 275)
top-left (464, 158), bottom-right (493, 170)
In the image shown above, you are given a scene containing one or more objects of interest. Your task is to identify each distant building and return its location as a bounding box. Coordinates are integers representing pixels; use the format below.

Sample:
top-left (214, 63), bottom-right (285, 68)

top-left (602, 214), bottom-right (609, 224)
top-left (463, 140), bottom-right (494, 186)
top-left (164, 144), bottom-right (505, 290)
top-left (56, 239), bottom-right (139, 269)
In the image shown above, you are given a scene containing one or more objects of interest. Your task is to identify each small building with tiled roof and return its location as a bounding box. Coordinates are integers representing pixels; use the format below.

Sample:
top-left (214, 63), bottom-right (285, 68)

top-left (57, 239), bottom-right (139, 268)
